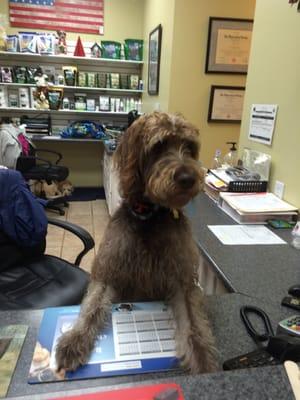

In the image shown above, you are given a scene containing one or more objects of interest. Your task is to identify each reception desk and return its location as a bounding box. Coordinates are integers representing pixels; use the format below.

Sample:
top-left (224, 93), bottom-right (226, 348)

top-left (2, 193), bottom-right (300, 399)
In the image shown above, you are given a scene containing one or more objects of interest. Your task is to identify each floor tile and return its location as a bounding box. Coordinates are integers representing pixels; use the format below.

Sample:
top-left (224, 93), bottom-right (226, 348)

top-left (46, 199), bottom-right (110, 272)
top-left (80, 250), bottom-right (96, 273)
top-left (45, 246), bottom-right (62, 258)
top-left (68, 201), bottom-right (92, 217)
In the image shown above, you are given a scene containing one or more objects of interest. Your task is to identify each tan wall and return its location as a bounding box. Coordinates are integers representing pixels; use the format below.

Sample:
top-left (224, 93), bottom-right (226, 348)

top-left (1, 0), bottom-right (144, 42)
top-left (239, 0), bottom-right (300, 208)
top-left (35, 141), bottom-right (103, 187)
top-left (141, 0), bottom-right (175, 113)
top-left (168, 0), bottom-right (256, 169)
top-left (1, 0), bottom-right (145, 187)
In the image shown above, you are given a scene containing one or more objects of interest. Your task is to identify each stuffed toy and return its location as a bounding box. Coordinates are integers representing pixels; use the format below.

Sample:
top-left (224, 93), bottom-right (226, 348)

top-left (57, 30), bottom-right (67, 54)
top-left (33, 73), bottom-right (49, 109)
top-left (41, 180), bottom-right (62, 199)
top-left (30, 179), bottom-right (61, 199)
top-left (57, 180), bottom-right (74, 197)
top-left (33, 87), bottom-right (49, 110)
top-left (30, 179), bottom-right (74, 199)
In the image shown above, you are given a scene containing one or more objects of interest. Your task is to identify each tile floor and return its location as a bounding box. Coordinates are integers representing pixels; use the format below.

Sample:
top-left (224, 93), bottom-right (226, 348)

top-left (46, 200), bottom-right (110, 273)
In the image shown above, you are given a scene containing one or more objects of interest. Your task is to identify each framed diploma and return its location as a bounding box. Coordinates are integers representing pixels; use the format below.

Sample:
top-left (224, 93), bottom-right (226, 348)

top-left (208, 85), bottom-right (245, 123)
top-left (148, 24), bottom-right (162, 95)
top-left (205, 17), bottom-right (253, 74)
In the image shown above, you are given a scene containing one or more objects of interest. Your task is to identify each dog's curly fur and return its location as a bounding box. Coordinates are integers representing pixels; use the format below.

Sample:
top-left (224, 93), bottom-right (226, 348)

top-left (55, 112), bottom-right (218, 374)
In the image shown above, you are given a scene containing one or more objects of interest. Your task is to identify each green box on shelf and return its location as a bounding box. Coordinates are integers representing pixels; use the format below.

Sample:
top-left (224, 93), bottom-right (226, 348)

top-left (101, 41), bottom-right (121, 59)
top-left (124, 39), bottom-right (143, 61)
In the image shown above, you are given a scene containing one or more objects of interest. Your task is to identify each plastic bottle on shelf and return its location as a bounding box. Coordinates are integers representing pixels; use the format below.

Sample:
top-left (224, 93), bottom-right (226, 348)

top-left (62, 97), bottom-right (69, 109)
top-left (137, 99), bottom-right (142, 114)
top-left (223, 142), bottom-right (238, 167)
top-left (130, 97), bottom-right (135, 110)
top-left (291, 222), bottom-right (300, 249)
top-left (211, 149), bottom-right (222, 169)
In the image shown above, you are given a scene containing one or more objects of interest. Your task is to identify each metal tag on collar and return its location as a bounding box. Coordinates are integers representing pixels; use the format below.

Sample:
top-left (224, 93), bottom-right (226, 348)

top-left (172, 209), bottom-right (179, 219)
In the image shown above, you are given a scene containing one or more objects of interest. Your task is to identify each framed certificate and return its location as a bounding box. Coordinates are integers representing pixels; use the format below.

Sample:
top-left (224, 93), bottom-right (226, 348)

top-left (208, 85), bottom-right (245, 123)
top-left (205, 17), bottom-right (253, 74)
top-left (148, 24), bottom-right (162, 95)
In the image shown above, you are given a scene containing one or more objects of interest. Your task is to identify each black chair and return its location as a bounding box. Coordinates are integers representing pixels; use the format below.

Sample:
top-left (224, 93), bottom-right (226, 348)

top-left (0, 217), bottom-right (94, 310)
top-left (16, 147), bottom-right (70, 216)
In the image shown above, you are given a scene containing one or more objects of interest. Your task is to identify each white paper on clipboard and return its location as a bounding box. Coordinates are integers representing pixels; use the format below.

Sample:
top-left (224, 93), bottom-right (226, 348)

top-left (248, 104), bottom-right (278, 146)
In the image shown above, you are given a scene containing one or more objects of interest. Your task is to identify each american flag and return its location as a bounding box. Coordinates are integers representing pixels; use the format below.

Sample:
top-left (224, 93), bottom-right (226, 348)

top-left (9, 0), bottom-right (104, 35)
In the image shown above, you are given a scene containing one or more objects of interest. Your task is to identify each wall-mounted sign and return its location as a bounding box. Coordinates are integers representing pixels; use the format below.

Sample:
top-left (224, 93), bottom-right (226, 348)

top-left (248, 104), bottom-right (278, 146)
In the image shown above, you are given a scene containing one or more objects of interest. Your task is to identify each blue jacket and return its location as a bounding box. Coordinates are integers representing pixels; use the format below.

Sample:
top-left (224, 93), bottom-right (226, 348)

top-left (0, 169), bottom-right (48, 247)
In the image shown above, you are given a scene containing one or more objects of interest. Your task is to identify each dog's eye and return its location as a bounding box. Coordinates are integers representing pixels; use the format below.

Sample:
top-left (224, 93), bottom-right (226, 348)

top-left (183, 142), bottom-right (198, 158)
top-left (151, 140), bottom-right (168, 155)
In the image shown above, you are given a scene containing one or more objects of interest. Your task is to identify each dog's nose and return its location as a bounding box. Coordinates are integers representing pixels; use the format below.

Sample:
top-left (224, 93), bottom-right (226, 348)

top-left (174, 168), bottom-right (197, 189)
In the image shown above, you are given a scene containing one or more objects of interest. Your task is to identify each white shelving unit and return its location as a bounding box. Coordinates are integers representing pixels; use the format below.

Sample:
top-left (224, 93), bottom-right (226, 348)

top-left (0, 82), bottom-right (143, 94)
top-left (0, 107), bottom-right (132, 116)
top-left (0, 51), bottom-right (143, 127)
top-left (0, 51), bottom-right (143, 67)
top-left (0, 50), bottom-right (142, 205)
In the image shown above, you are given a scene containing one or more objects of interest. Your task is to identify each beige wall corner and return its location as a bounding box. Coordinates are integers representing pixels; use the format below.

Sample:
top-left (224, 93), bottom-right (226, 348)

top-left (239, 0), bottom-right (300, 208)
top-left (142, 0), bottom-right (175, 114)
top-left (168, 0), bottom-right (256, 169)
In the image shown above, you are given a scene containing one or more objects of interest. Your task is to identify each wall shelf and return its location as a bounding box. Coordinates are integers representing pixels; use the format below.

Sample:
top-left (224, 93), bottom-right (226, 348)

top-left (0, 50), bottom-right (143, 130)
top-left (0, 107), bottom-right (130, 115)
top-left (0, 82), bottom-right (143, 94)
top-left (0, 51), bottom-right (143, 67)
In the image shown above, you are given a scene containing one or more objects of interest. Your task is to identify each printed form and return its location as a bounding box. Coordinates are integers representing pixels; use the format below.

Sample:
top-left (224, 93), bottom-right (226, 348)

top-left (208, 225), bottom-right (286, 245)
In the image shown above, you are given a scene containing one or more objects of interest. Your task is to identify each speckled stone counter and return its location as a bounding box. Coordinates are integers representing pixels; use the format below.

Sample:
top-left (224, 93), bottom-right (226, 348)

top-left (3, 192), bottom-right (300, 399)
top-left (186, 193), bottom-right (300, 301)
top-left (3, 294), bottom-right (296, 399)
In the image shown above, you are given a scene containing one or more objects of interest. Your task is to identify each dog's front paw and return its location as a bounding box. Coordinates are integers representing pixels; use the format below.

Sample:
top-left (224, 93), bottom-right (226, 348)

top-left (55, 329), bottom-right (91, 372)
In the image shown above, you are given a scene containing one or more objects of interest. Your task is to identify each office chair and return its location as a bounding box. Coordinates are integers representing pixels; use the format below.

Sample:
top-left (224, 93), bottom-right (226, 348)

top-left (0, 217), bottom-right (93, 310)
top-left (16, 146), bottom-right (70, 216)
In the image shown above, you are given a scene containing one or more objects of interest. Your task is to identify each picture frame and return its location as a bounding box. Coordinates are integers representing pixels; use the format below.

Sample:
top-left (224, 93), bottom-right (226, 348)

top-left (148, 24), bottom-right (162, 95)
top-left (205, 17), bottom-right (253, 74)
top-left (208, 85), bottom-right (245, 123)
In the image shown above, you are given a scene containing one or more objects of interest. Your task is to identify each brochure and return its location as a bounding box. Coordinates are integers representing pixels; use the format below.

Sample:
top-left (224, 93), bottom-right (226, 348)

top-left (28, 302), bottom-right (179, 383)
top-left (0, 324), bottom-right (28, 398)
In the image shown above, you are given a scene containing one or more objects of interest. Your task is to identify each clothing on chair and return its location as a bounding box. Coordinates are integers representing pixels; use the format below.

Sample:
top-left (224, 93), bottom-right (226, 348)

top-left (0, 168), bottom-right (47, 247)
top-left (0, 168), bottom-right (90, 310)
top-left (0, 123), bottom-right (22, 169)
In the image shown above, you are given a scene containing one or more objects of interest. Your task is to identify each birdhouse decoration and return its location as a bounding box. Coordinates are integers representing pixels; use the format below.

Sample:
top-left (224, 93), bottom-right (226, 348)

top-left (91, 42), bottom-right (102, 58)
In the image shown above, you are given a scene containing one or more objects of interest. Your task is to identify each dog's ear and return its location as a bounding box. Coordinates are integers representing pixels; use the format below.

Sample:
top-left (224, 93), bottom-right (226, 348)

top-left (114, 116), bottom-right (147, 202)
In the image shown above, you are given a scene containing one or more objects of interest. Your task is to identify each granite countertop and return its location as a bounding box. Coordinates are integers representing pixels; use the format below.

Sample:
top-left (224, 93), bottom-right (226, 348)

top-left (186, 193), bottom-right (300, 302)
top-left (3, 193), bottom-right (300, 399)
top-left (3, 294), bottom-right (296, 399)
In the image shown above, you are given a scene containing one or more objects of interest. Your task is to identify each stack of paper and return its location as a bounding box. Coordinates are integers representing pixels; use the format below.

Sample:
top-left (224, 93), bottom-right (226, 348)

top-left (219, 192), bottom-right (298, 224)
top-left (204, 169), bottom-right (231, 201)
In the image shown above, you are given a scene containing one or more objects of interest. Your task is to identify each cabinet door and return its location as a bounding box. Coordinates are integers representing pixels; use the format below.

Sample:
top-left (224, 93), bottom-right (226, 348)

top-left (103, 152), bottom-right (111, 200)
top-left (110, 167), bottom-right (121, 215)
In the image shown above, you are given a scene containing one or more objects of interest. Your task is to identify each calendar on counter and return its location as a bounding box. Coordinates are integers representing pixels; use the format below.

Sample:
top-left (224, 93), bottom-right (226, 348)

top-left (28, 302), bottom-right (179, 383)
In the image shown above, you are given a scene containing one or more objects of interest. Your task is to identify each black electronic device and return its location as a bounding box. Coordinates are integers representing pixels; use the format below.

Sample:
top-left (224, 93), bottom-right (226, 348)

top-left (288, 284), bottom-right (300, 299)
top-left (277, 315), bottom-right (300, 337)
top-left (223, 348), bottom-right (279, 370)
top-left (281, 296), bottom-right (300, 311)
top-left (223, 306), bottom-right (300, 371)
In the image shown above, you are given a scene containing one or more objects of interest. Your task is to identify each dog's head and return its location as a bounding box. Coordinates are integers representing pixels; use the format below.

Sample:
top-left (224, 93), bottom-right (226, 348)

top-left (114, 112), bottom-right (205, 209)
top-left (42, 181), bottom-right (62, 199)
top-left (57, 180), bottom-right (74, 197)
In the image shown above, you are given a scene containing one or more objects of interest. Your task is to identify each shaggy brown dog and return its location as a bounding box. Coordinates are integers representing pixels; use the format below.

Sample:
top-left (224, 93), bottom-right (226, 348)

top-left (55, 112), bottom-right (217, 374)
